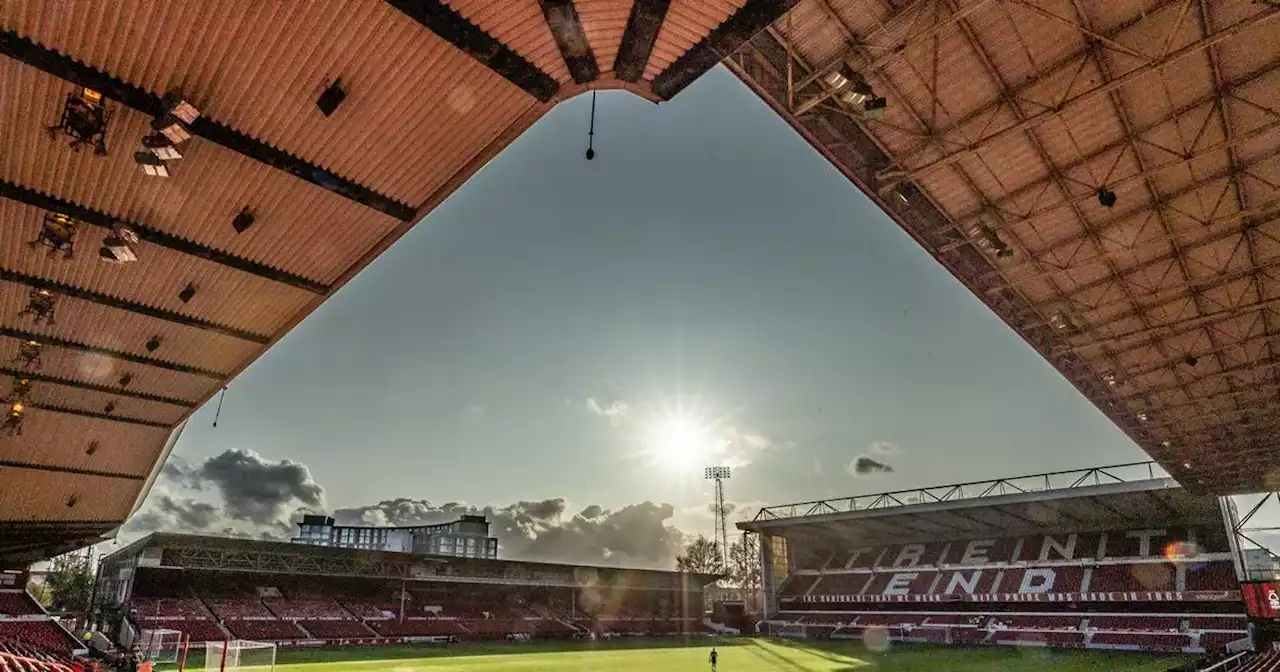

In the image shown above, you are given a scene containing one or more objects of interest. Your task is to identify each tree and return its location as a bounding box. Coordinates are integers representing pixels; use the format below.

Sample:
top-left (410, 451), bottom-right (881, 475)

top-left (727, 534), bottom-right (762, 612)
top-left (676, 535), bottom-right (723, 574)
top-left (42, 551), bottom-right (95, 614)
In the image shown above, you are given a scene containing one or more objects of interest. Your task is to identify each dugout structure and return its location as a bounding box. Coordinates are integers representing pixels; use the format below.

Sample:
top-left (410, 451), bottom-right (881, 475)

top-left (740, 461), bottom-right (1262, 654)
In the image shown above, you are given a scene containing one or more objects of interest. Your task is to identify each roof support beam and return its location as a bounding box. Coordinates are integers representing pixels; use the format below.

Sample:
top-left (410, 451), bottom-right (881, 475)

top-left (0, 181), bottom-right (328, 295)
top-left (793, 0), bottom-right (998, 96)
top-left (1057, 295), bottom-right (1280, 356)
top-left (0, 31), bottom-right (415, 222)
top-left (23, 401), bottom-right (169, 429)
top-left (1, 269), bottom-right (270, 345)
top-left (384, 1), bottom-right (560, 102)
top-left (877, 6), bottom-right (1280, 184)
top-left (0, 461), bottom-right (144, 481)
top-left (1121, 355), bottom-right (1280, 399)
top-left (652, 0), bottom-right (800, 100)
top-left (947, 63), bottom-right (1280, 245)
top-left (0, 327), bottom-right (224, 379)
top-left (614, 0), bottom-right (672, 82)
top-left (539, 0), bottom-right (599, 84)
top-left (0, 366), bottom-right (195, 407)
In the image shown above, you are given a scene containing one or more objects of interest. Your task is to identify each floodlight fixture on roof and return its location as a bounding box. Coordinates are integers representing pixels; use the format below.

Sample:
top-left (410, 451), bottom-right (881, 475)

top-left (134, 151), bottom-right (169, 178)
top-left (1097, 187), bottom-right (1117, 208)
top-left (821, 63), bottom-right (859, 92)
top-left (838, 79), bottom-right (874, 107)
top-left (142, 133), bottom-right (183, 161)
top-left (316, 80), bottom-right (347, 117)
top-left (45, 87), bottom-right (111, 155)
top-left (29, 213), bottom-right (78, 260)
top-left (232, 208), bottom-right (255, 234)
top-left (19, 289), bottom-right (57, 326)
top-left (1, 400), bottom-right (24, 437)
top-left (863, 97), bottom-right (888, 120)
top-left (152, 91), bottom-right (201, 145)
top-left (9, 378), bottom-right (32, 403)
top-left (14, 340), bottom-right (42, 370)
top-left (968, 220), bottom-right (1013, 260)
top-left (151, 114), bottom-right (191, 145)
top-left (100, 225), bottom-right (140, 265)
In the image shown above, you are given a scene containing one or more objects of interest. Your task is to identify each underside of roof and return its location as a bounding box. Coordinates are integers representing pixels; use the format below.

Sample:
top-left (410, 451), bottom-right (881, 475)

top-left (725, 0), bottom-right (1279, 495)
top-left (741, 474), bottom-right (1222, 548)
top-left (2, 0), bottom-right (1275, 567)
top-left (0, 0), bottom-right (798, 566)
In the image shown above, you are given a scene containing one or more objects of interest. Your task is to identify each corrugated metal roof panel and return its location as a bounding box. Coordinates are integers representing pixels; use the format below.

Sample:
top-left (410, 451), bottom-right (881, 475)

top-left (576, 0), bottom-right (635, 74)
top-left (1, 0), bottom-right (535, 206)
top-left (0, 466), bottom-right (141, 522)
top-left (0, 404), bottom-right (172, 476)
top-left (733, 0), bottom-right (1280, 492)
top-left (0, 338), bottom-right (216, 404)
top-left (0, 281), bottom-right (261, 375)
top-left (0, 60), bottom-right (404, 286)
top-left (0, 200), bottom-right (314, 338)
top-left (444, 0), bottom-right (573, 84)
top-left (645, 0), bottom-right (745, 79)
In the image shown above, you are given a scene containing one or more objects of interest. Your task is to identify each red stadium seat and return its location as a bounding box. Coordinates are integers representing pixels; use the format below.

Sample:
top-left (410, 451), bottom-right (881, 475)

top-left (135, 618), bottom-right (226, 643)
top-left (0, 593), bottom-right (41, 617)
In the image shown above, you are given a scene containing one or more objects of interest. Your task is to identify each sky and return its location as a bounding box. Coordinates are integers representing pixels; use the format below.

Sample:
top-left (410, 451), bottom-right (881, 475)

top-left (126, 66), bottom-right (1150, 565)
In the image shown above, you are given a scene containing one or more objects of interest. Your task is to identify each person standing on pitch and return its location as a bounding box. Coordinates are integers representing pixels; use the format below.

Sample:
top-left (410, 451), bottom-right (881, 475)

top-left (709, 647), bottom-right (718, 671)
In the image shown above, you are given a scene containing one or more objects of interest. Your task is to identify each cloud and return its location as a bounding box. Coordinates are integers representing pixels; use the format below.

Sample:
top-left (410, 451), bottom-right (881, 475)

top-left (123, 449), bottom-right (326, 541)
top-left (869, 441), bottom-right (902, 456)
top-left (186, 449), bottom-right (325, 524)
top-left (584, 397), bottom-right (629, 426)
top-left (846, 456), bottom-right (895, 476)
top-left (462, 405), bottom-right (485, 425)
top-left (335, 498), bottom-right (684, 568)
top-left (712, 427), bottom-right (787, 468)
top-left (127, 451), bottom-right (699, 569)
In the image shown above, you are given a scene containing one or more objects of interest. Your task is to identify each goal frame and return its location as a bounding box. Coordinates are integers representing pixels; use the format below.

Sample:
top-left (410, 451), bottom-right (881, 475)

top-left (204, 639), bottom-right (277, 672)
top-left (136, 627), bottom-right (184, 664)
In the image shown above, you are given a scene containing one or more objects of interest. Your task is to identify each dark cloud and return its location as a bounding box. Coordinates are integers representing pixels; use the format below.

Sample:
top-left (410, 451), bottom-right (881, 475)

top-left (847, 456), bottom-right (895, 476)
top-left (128, 451), bottom-right (690, 568)
top-left (122, 495), bottom-right (221, 537)
top-left (123, 450), bottom-right (326, 541)
top-left (335, 499), bottom-right (685, 568)
top-left (197, 450), bottom-right (324, 523)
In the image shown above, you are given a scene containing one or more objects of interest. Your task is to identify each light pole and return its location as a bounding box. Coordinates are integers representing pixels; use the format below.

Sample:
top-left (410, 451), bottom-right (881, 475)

top-left (704, 466), bottom-right (731, 571)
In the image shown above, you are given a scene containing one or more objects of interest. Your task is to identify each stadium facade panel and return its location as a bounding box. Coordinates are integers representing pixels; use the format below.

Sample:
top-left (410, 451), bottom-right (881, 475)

top-left (741, 463), bottom-right (1256, 654)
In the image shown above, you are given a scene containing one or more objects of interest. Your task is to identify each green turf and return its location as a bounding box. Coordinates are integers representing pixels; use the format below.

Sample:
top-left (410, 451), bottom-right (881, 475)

top-left (165, 638), bottom-right (1192, 671)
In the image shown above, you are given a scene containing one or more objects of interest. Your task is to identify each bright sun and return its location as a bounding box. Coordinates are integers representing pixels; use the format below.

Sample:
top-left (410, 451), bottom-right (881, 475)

top-left (647, 412), bottom-right (712, 471)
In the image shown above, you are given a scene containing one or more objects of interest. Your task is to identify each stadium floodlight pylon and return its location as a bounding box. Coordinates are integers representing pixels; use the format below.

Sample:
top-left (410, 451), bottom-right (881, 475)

top-left (705, 466), bottom-right (731, 572)
top-left (205, 640), bottom-right (276, 672)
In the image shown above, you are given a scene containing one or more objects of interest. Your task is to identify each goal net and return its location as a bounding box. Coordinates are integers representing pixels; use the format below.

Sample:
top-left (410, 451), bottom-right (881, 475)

top-left (204, 640), bottom-right (277, 671)
top-left (136, 628), bottom-right (183, 664)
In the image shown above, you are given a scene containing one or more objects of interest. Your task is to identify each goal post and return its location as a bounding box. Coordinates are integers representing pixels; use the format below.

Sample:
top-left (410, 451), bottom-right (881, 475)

top-left (136, 628), bottom-right (183, 664)
top-left (204, 640), bottom-right (277, 672)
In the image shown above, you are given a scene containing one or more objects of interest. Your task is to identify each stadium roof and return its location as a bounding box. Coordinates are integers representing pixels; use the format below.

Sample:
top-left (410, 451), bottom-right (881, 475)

top-left (1, 0), bottom-right (1276, 566)
top-left (737, 462), bottom-right (1225, 547)
top-left (0, 0), bottom-right (798, 566)
top-left (725, 0), bottom-right (1280, 495)
top-left (103, 532), bottom-right (721, 585)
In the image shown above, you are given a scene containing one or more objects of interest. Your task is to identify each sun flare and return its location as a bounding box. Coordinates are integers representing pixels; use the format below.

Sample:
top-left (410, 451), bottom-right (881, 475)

top-left (646, 411), bottom-right (713, 472)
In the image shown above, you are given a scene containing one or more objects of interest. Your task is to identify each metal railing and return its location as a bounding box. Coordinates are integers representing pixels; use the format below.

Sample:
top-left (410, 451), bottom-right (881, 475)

top-left (754, 461), bottom-right (1167, 522)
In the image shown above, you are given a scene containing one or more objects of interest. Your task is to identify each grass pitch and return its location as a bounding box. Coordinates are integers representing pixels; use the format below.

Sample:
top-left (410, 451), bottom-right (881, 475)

top-left (169, 638), bottom-right (1191, 671)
